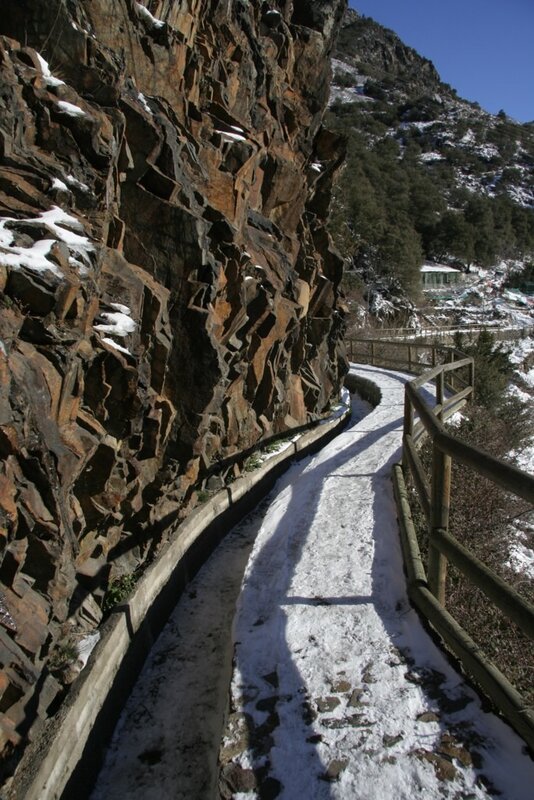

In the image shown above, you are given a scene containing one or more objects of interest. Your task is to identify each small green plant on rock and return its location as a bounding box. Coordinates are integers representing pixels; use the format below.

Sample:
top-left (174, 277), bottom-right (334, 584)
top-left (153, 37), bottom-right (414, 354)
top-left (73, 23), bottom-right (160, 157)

top-left (263, 440), bottom-right (283, 454)
top-left (48, 639), bottom-right (78, 670)
top-left (244, 453), bottom-right (263, 472)
top-left (103, 573), bottom-right (138, 612)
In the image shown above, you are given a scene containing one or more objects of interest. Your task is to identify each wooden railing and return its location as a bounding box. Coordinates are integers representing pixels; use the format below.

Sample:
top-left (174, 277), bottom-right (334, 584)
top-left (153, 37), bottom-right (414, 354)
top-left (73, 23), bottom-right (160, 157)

top-left (350, 337), bottom-right (534, 749)
top-left (347, 323), bottom-right (534, 345)
top-left (346, 336), bottom-right (470, 383)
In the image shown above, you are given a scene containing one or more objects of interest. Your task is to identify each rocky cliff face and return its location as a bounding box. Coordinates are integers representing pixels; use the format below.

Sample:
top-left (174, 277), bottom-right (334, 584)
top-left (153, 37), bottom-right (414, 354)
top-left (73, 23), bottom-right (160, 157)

top-left (0, 0), bottom-right (347, 772)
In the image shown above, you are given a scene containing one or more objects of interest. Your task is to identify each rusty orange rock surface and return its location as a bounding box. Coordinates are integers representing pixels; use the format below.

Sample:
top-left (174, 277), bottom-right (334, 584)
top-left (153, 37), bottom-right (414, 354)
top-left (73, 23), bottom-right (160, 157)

top-left (0, 0), bottom-right (347, 774)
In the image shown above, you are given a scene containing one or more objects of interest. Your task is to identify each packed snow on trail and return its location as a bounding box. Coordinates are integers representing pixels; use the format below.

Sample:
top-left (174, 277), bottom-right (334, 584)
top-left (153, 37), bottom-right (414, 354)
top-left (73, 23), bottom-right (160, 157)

top-left (220, 365), bottom-right (534, 800)
top-left (93, 365), bottom-right (534, 800)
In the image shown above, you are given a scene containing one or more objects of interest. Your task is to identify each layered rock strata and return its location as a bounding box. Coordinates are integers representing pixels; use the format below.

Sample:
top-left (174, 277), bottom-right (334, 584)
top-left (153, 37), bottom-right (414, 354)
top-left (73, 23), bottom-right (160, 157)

top-left (0, 0), bottom-right (347, 774)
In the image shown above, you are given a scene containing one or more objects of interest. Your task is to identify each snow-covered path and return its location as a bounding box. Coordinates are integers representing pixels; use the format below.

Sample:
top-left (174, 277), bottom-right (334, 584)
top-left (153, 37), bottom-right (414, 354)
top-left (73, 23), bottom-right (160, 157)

top-left (221, 364), bottom-right (534, 799)
top-left (92, 364), bottom-right (534, 800)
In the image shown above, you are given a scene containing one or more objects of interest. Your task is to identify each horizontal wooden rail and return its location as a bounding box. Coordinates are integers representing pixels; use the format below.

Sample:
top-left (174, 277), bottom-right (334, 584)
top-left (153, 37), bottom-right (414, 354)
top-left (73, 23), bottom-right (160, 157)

top-left (431, 528), bottom-right (534, 638)
top-left (441, 385), bottom-right (472, 413)
top-left (351, 337), bottom-right (443, 352)
top-left (435, 431), bottom-right (534, 504)
top-left (413, 583), bottom-right (534, 752)
top-left (410, 356), bottom-right (473, 386)
top-left (349, 324), bottom-right (534, 345)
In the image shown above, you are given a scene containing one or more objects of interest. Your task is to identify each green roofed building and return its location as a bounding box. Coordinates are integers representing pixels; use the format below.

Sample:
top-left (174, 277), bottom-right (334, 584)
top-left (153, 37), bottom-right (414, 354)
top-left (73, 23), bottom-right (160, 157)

top-left (421, 263), bottom-right (463, 288)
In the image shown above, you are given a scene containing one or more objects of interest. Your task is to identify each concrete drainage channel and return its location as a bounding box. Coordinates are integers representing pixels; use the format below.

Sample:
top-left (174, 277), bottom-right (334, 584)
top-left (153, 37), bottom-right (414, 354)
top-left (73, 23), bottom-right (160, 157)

top-left (12, 396), bottom-right (356, 800)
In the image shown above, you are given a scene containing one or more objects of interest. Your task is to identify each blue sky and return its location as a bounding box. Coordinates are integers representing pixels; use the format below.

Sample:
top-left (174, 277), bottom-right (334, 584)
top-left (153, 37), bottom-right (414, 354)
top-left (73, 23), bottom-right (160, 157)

top-left (348, 1), bottom-right (534, 123)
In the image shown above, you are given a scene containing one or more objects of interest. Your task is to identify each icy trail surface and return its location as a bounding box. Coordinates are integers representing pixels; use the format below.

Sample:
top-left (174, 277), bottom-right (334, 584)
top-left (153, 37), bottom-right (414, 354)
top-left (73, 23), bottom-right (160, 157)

top-left (90, 502), bottom-right (268, 800)
top-left (222, 364), bottom-right (534, 799)
top-left (92, 365), bottom-right (534, 800)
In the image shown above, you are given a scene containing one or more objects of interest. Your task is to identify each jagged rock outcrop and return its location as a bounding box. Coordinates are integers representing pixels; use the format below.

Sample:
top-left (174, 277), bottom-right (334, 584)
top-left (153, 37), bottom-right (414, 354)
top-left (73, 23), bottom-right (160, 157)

top-left (0, 0), bottom-right (347, 776)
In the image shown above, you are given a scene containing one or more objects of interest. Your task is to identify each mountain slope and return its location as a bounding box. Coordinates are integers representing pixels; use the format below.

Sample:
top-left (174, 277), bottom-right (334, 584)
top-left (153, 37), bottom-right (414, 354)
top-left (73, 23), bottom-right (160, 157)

top-left (328, 9), bottom-right (534, 313)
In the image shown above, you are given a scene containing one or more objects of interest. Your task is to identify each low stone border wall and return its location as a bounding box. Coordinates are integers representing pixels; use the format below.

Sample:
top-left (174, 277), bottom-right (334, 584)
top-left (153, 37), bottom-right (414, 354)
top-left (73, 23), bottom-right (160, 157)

top-left (345, 370), bottom-right (382, 407)
top-left (12, 402), bottom-right (352, 800)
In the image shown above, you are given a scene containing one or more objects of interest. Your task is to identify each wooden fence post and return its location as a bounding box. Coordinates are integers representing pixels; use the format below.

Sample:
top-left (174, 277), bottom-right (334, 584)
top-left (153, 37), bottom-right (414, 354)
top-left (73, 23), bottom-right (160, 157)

top-left (448, 350), bottom-right (455, 393)
top-left (428, 442), bottom-right (451, 605)
top-left (468, 358), bottom-right (475, 400)
top-left (370, 341), bottom-right (375, 365)
top-left (402, 388), bottom-right (413, 472)
top-left (436, 370), bottom-right (445, 421)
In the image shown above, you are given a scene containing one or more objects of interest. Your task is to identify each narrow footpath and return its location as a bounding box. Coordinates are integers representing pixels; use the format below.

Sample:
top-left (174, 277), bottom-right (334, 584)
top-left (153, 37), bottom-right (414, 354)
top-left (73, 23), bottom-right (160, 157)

top-left (92, 365), bottom-right (534, 800)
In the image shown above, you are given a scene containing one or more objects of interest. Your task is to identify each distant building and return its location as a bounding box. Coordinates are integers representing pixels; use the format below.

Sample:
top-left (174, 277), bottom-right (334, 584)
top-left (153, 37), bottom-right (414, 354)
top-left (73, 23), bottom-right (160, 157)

top-left (420, 263), bottom-right (463, 288)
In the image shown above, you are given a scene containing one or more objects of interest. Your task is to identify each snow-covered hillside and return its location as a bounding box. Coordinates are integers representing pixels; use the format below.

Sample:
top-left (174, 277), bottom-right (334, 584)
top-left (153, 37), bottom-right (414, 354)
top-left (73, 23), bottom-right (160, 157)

top-left (331, 12), bottom-right (534, 209)
top-left (425, 262), bottom-right (534, 329)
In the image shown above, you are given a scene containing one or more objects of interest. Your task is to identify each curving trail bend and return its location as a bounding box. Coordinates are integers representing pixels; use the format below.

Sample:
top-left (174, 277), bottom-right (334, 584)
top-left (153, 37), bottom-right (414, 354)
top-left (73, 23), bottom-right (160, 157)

top-left (93, 365), bottom-right (534, 800)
